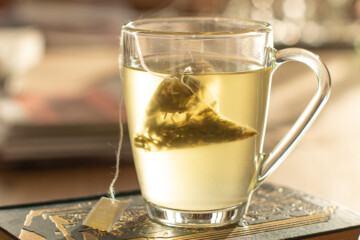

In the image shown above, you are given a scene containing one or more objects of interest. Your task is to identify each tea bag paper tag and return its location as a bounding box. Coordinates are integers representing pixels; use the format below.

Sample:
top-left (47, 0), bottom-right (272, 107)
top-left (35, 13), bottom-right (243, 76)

top-left (83, 197), bottom-right (129, 232)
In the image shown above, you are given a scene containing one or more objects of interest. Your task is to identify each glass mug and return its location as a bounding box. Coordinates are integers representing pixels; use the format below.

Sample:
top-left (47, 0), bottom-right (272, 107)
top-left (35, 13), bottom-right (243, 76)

top-left (120, 17), bottom-right (330, 227)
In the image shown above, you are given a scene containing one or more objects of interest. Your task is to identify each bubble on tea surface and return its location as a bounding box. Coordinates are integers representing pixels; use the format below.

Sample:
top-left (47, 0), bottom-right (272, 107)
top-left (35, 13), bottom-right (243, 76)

top-left (134, 60), bottom-right (258, 151)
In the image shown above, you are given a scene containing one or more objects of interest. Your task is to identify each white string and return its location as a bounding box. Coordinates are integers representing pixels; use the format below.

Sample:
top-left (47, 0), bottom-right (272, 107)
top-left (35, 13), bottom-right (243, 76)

top-left (109, 33), bottom-right (125, 204)
top-left (109, 89), bottom-right (124, 204)
top-left (132, 32), bottom-right (163, 79)
top-left (132, 32), bottom-right (216, 111)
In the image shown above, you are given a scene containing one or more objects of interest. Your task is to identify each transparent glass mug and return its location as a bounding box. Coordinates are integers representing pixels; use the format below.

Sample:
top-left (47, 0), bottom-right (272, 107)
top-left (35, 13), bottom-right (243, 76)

top-left (120, 17), bottom-right (330, 227)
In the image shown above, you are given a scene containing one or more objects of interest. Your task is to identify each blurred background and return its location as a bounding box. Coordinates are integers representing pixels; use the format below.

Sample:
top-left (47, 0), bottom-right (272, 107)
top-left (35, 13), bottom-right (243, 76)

top-left (0, 0), bottom-right (359, 215)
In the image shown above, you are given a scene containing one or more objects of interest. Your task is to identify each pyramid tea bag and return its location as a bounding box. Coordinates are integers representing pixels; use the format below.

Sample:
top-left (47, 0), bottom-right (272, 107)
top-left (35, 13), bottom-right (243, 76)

top-left (134, 61), bottom-right (258, 151)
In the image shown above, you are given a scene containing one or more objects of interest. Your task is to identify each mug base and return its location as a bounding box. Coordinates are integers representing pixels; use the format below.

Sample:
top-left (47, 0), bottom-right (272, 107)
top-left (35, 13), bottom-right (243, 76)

top-left (145, 200), bottom-right (247, 228)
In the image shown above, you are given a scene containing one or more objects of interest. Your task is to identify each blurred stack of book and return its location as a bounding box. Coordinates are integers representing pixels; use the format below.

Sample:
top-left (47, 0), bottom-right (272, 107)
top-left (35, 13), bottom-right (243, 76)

top-left (0, 23), bottom-right (133, 166)
top-left (0, 86), bottom-right (132, 165)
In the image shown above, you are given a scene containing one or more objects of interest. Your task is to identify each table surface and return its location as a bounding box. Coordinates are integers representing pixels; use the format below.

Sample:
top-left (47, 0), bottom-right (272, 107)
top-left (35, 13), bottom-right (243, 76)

top-left (0, 46), bottom-right (359, 215)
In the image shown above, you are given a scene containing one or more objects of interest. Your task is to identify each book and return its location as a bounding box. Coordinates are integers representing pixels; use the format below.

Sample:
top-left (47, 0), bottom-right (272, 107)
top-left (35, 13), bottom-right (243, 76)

top-left (1, 183), bottom-right (359, 240)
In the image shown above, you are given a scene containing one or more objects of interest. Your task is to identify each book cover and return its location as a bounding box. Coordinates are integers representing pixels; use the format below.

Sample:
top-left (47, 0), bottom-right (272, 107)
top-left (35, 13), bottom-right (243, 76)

top-left (1, 183), bottom-right (360, 240)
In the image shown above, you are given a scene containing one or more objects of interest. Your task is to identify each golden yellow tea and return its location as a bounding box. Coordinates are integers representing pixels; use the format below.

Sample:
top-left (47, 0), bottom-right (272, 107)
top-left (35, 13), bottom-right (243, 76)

top-left (123, 58), bottom-right (271, 210)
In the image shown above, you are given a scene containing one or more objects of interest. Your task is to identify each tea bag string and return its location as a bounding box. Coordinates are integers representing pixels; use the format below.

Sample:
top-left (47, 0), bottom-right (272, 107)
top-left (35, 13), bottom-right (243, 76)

top-left (108, 86), bottom-right (123, 204)
top-left (108, 41), bottom-right (125, 203)
top-left (132, 32), bottom-right (163, 79)
top-left (132, 32), bottom-right (217, 111)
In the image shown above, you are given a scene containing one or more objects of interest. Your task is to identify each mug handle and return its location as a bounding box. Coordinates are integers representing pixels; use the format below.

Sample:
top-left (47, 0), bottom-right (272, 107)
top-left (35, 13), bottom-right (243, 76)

top-left (254, 48), bottom-right (331, 188)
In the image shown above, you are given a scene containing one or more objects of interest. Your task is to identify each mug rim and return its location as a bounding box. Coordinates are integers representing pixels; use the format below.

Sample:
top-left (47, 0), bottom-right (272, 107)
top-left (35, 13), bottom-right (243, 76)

top-left (122, 17), bottom-right (272, 36)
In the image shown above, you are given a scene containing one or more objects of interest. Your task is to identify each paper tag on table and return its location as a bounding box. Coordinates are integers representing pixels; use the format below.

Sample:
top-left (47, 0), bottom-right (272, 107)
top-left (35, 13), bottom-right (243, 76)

top-left (83, 197), bottom-right (129, 232)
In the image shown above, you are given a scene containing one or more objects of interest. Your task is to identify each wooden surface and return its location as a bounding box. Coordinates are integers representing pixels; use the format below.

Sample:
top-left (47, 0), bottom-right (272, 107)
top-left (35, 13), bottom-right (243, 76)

top-left (0, 163), bottom-right (139, 206)
top-left (0, 46), bottom-right (359, 217)
top-left (305, 228), bottom-right (360, 240)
